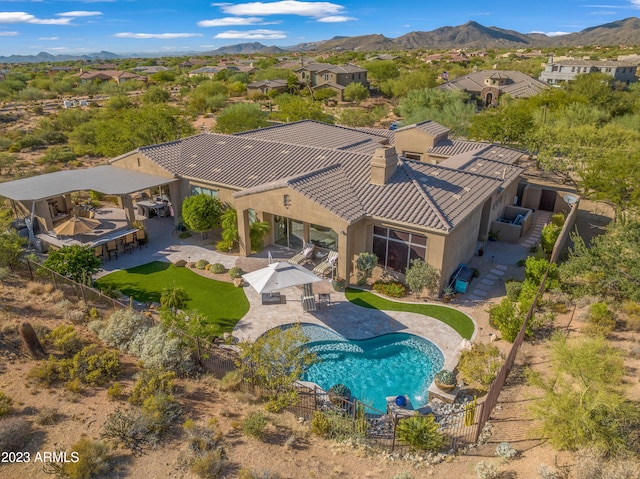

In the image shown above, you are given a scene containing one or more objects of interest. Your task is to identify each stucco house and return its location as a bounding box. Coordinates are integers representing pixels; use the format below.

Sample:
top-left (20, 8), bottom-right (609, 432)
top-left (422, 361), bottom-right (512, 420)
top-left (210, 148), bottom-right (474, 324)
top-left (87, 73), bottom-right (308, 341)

top-left (439, 70), bottom-right (548, 106)
top-left (77, 70), bottom-right (147, 85)
top-left (295, 63), bottom-right (369, 101)
top-left (246, 79), bottom-right (289, 98)
top-left (539, 59), bottom-right (637, 85)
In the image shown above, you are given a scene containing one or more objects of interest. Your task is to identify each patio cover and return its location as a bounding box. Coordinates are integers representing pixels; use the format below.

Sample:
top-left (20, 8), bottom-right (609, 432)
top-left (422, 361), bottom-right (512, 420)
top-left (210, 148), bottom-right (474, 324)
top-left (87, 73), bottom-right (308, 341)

top-left (0, 165), bottom-right (176, 202)
top-left (242, 261), bottom-right (322, 294)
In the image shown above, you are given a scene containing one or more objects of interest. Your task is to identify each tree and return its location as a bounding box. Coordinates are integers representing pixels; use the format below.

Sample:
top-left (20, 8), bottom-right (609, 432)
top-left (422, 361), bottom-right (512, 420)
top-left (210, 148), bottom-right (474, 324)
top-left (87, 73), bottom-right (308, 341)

top-left (160, 282), bottom-right (189, 311)
top-left (214, 103), bottom-right (269, 134)
top-left (528, 334), bottom-right (640, 454)
top-left (42, 245), bottom-right (101, 282)
top-left (398, 88), bottom-right (475, 135)
top-left (405, 259), bottom-right (440, 298)
top-left (362, 60), bottom-right (399, 83)
top-left (181, 194), bottom-right (223, 237)
top-left (0, 230), bottom-right (26, 269)
top-left (238, 324), bottom-right (317, 412)
top-left (220, 208), bottom-right (239, 246)
top-left (271, 94), bottom-right (334, 123)
top-left (343, 83), bottom-right (370, 105)
top-left (457, 343), bottom-right (504, 393)
top-left (188, 81), bottom-right (229, 114)
top-left (141, 86), bottom-right (170, 104)
top-left (355, 252), bottom-right (378, 286)
top-left (312, 88), bottom-right (338, 104)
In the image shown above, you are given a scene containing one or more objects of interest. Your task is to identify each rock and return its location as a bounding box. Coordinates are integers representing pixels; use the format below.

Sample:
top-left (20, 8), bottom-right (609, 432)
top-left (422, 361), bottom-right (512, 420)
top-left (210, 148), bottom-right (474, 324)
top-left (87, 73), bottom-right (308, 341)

top-left (233, 278), bottom-right (244, 287)
top-left (174, 259), bottom-right (187, 267)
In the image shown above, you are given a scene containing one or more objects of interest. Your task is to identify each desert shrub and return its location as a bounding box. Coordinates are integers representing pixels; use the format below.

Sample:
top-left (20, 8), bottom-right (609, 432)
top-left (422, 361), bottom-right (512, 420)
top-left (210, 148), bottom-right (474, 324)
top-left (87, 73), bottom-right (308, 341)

top-left (128, 324), bottom-right (195, 374)
top-left (372, 280), bottom-right (407, 298)
top-left (54, 437), bottom-right (110, 479)
top-left (59, 345), bottom-right (121, 385)
top-left (98, 309), bottom-right (153, 351)
top-left (475, 460), bottom-right (499, 479)
top-left (488, 297), bottom-right (522, 342)
top-left (101, 406), bottom-right (147, 454)
top-left (505, 280), bottom-right (523, 302)
top-left (0, 391), bottom-right (13, 417)
top-left (47, 324), bottom-right (84, 355)
top-left (572, 448), bottom-right (640, 479)
top-left (621, 300), bottom-right (640, 332)
top-left (209, 263), bottom-right (226, 274)
top-left (434, 369), bottom-right (456, 386)
top-left (141, 392), bottom-right (182, 440)
top-left (457, 343), bottom-right (504, 393)
top-left (0, 267), bottom-right (9, 281)
top-left (228, 266), bottom-right (243, 279)
top-left (241, 412), bottom-right (267, 440)
top-left (495, 441), bottom-right (517, 460)
top-left (0, 417), bottom-right (31, 453)
top-left (541, 222), bottom-right (562, 254)
top-left (129, 369), bottom-right (176, 406)
top-left (219, 369), bottom-right (244, 392)
top-left (160, 283), bottom-right (188, 310)
top-left (584, 302), bottom-right (616, 337)
top-left (195, 259), bottom-right (209, 270)
top-left (184, 420), bottom-right (224, 454)
top-left (190, 449), bottom-right (225, 479)
top-left (536, 464), bottom-right (563, 479)
top-left (36, 407), bottom-right (62, 426)
top-left (238, 469), bottom-right (282, 479)
top-left (29, 355), bottom-right (61, 385)
top-left (405, 258), bottom-right (440, 298)
top-left (395, 415), bottom-right (445, 452)
top-left (310, 411), bottom-right (332, 437)
top-left (216, 239), bottom-right (234, 252)
top-left (355, 252), bottom-right (378, 285)
top-left (65, 378), bottom-right (84, 394)
top-left (310, 409), bottom-right (365, 441)
top-left (107, 382), bottom-right (124, 401)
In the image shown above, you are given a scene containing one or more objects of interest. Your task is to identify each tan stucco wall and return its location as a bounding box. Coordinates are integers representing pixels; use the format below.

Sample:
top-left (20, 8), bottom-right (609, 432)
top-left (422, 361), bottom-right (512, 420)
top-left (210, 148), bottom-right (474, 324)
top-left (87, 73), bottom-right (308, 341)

top-left (393, 128), bottom-right (436, 161)
top-left (111, 153), bottom-right (175, 179)
top-left (441, 209), bottom-right (483, 290)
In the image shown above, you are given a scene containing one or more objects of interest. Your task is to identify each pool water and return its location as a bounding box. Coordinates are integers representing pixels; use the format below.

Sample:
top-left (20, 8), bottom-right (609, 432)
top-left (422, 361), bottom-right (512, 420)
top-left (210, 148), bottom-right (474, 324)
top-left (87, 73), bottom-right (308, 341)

top-left (300, 324), bottom-right (444, 411)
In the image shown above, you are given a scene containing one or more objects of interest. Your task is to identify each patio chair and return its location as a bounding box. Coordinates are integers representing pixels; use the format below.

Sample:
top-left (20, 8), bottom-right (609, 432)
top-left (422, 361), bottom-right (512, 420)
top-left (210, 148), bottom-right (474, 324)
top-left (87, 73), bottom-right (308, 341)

top-left (94, 244), bottom-right (104, 260)
top-left (302, 293), bottom-right (316, 312)
top-left (135, 229), bottom-right (148, 249)
top-left (123, 233), bottom-right (135, 254)
top-left (106, 240), bottom-right (118, 260)
top-left (312, 250), bottom-right (338, 277)
top-left (288, 242), bottom-right (315, 265)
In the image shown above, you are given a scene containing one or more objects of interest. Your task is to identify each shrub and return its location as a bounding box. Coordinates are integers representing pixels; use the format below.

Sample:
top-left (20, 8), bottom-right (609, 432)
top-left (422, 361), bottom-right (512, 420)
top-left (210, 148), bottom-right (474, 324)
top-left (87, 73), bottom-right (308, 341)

top-left (219, 369), bottom-right (244, 392)
top-left (36, 407), bottom-right (61, 426)
top-left (228, 266), bottom-right (243, 279)
top-left (216, 239), bottom-right (234, 252)
top-left (372, 280), bottom-right (407, 298)
top-left (238, 469), bottom-right (282, 479)
top-left (190, 449), bottom-right (225, 479)
top-left (128, 324), bottom-right (195, 375)
top-left (101, 406), bottom-right (147, 454)
top-left (0, 267), bottom-right (9, 281)
top-left (328, 383), bottom-right (351, 402)
top-left (355, 252), bottom-right (378, 285)
top-left (242, 412), bottom-right (268, 440)
top-left (505, 280), bottom-right (523, 302)
top-left (434, 369), bottom-right (456, 386)
top-left (129, 369), bottom-right (176, 406)
top-left (536, 464), bottom-right (562, 479)
top-left (195, 259), bottom-right (209, 270)
top-left (488, 298), bottom-right (521, 342)
top-left (457, 343), bottom-right (504, 393)
top-left (141, 392), bottom-right (182, 440)
top-left (99, 309), bottom-right (153, 351)
top-left (47, 324), bottom-right (84, 355)
top-left (59, 345), bottom-right (121, 386)
top-left (621, 300), bottom-right (640, 332)
top-left (395, 415), bottom-right (445, 452)
top-left (405, 258), bottom-right (440, 298)
top-left (495, 441), bottom-right (517, 460)
top-left (160, 283), bottom-right (188, 310)
top-left (0, 417), bottom-right (31, 453)
top-left (209, 263), bottom-right (226, 274)
top-left (584, 302), bottom-right (616, 337)
top-left (0, 391), bottom-right (13, 417)
top-left (55, 437), bottom-right (110, 479)
top-left (29, 356), bottom-right (61, 386)
top-left (541, 222), bottom-right (562, 254)
top-left (107, 382), bottom-right (125, 401)
top-left (310, 411), bottom-right (332, 437)
top-left (475, 460), bottom-right (499, 479)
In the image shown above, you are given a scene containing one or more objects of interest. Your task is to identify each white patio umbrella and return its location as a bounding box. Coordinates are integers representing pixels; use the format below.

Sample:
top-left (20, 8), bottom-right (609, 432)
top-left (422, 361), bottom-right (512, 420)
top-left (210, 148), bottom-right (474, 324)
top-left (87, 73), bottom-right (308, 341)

top-left (242, 261), bottom-right (322, 294)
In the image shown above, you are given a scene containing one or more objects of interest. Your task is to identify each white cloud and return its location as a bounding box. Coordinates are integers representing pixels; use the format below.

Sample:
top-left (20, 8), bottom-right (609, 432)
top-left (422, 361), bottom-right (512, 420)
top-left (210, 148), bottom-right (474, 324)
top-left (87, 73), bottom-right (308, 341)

top-left (0, 31), bottom-right (18, 36)
top-left (530, 30), bottom-right (570, 36)
top-left (39, 36), bottom-right (59, 40)
top-left (317, 15), bottom-right (355, 22)
top-left (114, 32), bottom-right (204, 39)
top-left (198, 16), bottom-right (275, 26)
top-left (214, 29), bottom-right (286, 39)
top-left (631, 0), bottom-right (640, 6)
top-left (221, 1), bottom-right (344, 18)
top-left (56, 11), bottom-right (103, 18)
top-left (0, 12), bottom-right (72, 25)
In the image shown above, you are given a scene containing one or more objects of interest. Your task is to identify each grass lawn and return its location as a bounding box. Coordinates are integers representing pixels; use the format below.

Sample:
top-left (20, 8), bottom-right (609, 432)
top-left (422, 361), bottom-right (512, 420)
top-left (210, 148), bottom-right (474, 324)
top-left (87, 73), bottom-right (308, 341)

top-left (345, 288), bottom-right (475, 339)
top-left (95, 261), bottom-right (249, 334)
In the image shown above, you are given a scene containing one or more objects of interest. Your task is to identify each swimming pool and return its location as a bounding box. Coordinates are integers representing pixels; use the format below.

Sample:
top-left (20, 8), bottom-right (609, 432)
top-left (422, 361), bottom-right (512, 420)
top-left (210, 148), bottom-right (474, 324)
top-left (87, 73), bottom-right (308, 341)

top-left (300, 324), bottom-right (444, 412)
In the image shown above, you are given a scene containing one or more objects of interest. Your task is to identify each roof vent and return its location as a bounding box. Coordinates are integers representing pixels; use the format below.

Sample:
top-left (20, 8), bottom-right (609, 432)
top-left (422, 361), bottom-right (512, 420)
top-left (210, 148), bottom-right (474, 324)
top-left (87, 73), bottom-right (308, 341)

top-left (452, 193), bottom-right (461, 200)
top-left (243, 145), bottom-right (254, 149)
top-left (216, 141), bottom-right (226, 145)
top-left (211, 168), bottom-right (221, 173)
top-left (281, 150), bottom-right (290, 154)
top-left (187, 163), bottom-right (196, 168)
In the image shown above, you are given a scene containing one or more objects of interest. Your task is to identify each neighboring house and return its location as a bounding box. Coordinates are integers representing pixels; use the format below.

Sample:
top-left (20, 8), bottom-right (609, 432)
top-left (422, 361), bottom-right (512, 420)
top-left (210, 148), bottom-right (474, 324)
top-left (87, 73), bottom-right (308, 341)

top-left (367, 54), bottom-right (399, 61)
top-left (246, 79), bottom-right (288, 98)
top-left (439, 70), bottom-right (548, 106)
top-left (188, 67), bottom-right (220, 79)
top-left (77, 70), bottom-right (147, 85)
top-left (539, 58), bottom-right (637, 85)
top-left (104, 119), bottom-right (524, 289)
top-left (423, 51), bottom-right (469, 64)
top-left (295, 63), bottom-right (369, 101)
top-left (131, 66), bottom-right (171, 74)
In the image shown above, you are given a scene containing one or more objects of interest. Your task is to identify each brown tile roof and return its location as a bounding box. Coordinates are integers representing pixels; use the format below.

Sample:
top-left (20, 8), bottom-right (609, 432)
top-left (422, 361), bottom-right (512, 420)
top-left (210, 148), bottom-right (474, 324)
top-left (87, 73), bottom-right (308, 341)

top-left (396, 120), bottom-right (450, 138)
top-left (439, 70), bottom-right (548, 98)
top-left (138, 133), bottom-right (503, 232)
top-left (295, 63), bottom-right (367, 74)
top-left (236, 120), bottom-right (389, 150)
top-left (428, 139), bottom-right (486, 157)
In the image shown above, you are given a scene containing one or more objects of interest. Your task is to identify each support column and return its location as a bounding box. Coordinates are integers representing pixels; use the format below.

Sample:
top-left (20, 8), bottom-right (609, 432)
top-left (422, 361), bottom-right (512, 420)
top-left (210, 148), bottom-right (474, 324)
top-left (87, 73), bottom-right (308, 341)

top-left (303, 222), bottom-right (310, 243)
top-left (237, 209), bottom-right (251, 257)
top-left (117, 195), bottom-right (136, 225)
top-left (337, 227), bottom-right (352, 283)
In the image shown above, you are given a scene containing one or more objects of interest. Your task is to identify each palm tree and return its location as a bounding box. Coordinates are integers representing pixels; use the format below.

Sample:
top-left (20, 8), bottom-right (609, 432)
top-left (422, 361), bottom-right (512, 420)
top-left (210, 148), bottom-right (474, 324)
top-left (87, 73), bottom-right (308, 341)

top-left (249, 221), bottom-right (271, 254)
top-left (160, 282), bottom-right (188, 311)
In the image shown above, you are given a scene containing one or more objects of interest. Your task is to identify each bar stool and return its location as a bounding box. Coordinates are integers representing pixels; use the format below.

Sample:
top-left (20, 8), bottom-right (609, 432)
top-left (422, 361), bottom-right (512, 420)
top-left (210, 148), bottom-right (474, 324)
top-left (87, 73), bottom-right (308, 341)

top-left (106, 240), bottom-right (118, 260)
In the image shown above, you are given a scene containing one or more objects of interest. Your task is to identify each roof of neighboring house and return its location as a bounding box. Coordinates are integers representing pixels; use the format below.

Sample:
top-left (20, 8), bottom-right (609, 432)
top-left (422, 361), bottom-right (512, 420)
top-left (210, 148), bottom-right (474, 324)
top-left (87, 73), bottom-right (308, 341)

top-left (396, 120), bottom-right (451, 138)
top-left (295, 63), bottom-right (367, 74)
top-left (547, 59), bottom-right (636, 67)
top-left (236, 120), bottom-right (389, 151)
top-left (77, 70), bottom-right (146, 81)
top-left (428, 139), bottom-right (487, 157)
top-left (247, 79), bottom-right (288, 88)
top-left (353, 127), bottom-right (396, 142)
top-left (439, 70), bottom-right (548, 98)
top-left (134, 132), bottom-right (503, 231)
top-left (189, 67), bottom-right (220, 75)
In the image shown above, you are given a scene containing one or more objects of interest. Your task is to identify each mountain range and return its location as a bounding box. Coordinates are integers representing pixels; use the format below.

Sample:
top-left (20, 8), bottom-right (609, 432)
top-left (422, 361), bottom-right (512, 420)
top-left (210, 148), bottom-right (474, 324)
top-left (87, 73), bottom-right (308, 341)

top-left (1, 17), bottom-right (639, 63)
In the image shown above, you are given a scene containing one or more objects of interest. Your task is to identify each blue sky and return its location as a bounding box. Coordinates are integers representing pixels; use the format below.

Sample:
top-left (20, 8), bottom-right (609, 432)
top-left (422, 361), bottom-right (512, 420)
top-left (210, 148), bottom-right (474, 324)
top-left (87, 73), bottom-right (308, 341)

top-left (0, 1), bottom-right (639, 56)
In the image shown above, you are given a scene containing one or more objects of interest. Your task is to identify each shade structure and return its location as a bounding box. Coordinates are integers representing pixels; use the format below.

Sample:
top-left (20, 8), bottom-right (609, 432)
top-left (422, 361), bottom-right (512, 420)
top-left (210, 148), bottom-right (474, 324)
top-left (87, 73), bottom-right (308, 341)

top-left (53, 215), bottom-right (101, 236)
top-left (242, 261), bottom-right (322, 294)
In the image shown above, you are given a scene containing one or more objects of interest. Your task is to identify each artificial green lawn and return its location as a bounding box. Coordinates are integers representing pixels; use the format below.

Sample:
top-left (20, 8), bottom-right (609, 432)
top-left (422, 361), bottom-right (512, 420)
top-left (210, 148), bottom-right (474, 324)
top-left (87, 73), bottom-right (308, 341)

top-left (345, 288), bottom-right (475, 339)
top-left (96, 261), bottom-right (249, 334)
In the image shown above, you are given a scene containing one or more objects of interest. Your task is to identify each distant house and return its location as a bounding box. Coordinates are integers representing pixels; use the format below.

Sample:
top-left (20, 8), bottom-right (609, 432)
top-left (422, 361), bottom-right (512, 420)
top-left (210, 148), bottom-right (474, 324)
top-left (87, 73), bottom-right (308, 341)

top-left (246, 79), bottom-right (288, 97)
top-left (295, 63), bottom-right (369, 101)
top-left (423, 51), bottom-right (469, 64)
top-left (367, 54), bottom-right (399, 61)
top-left (77, 70), bottom-right (147, 85)
top-left (131, 66), bottom-right (171, 74)
top-left (439, 70), bottom-right (548, 106)
top-left (539, 58), bottom-right (637, 85)
top-left (188, 67), bottom-right (220, 79)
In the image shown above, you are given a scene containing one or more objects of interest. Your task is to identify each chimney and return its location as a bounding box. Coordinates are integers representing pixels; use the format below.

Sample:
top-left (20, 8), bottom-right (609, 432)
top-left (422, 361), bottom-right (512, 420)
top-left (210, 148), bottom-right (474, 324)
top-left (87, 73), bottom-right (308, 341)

top-left (370, 147), bottom-right (398, 186)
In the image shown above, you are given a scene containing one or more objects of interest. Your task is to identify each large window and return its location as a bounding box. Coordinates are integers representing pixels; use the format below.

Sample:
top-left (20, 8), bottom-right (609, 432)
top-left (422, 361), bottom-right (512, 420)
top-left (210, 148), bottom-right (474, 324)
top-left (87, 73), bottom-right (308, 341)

top-left (372, 226), bottom-right (427, 273)
top-left (190, 185), bottom-right (218, 198)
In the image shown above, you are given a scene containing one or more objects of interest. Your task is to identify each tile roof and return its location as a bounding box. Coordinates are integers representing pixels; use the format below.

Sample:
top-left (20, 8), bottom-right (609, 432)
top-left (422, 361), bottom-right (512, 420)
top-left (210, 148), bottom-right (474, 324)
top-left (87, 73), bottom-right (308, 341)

top-left (428, 139), bottom-right (487, 157)
top-left (295, 63), bottom-right (367, 74)
top-left (439, 70), bottom-right (548, 98)
top-left (548, 59), bottom-right (635, 67)
top-left (236, 120), bottom-right (389, 150)
top-left (137, 133), bottom-right (503, 232)
top-left (396, 120), bottom-right (450, 137)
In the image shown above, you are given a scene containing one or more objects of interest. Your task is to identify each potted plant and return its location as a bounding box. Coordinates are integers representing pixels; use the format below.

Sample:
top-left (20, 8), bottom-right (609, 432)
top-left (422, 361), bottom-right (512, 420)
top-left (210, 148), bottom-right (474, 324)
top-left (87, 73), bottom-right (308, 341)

top-left (442, 286), bottom-right (455, 303)
top-left (477, 242), bottom-right (485, 256)
top-left (488, 230), bottom-right (500, 242)
top-left (332, 277), bottom-right (345, 291)
top-left (434, 369), bottom-right (457, 392)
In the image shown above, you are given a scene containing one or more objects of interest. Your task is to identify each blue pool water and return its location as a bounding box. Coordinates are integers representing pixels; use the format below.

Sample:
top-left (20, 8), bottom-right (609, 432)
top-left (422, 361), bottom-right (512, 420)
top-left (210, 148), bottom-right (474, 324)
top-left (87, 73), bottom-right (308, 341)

top-left (300, 324), bottom-right (444, 411)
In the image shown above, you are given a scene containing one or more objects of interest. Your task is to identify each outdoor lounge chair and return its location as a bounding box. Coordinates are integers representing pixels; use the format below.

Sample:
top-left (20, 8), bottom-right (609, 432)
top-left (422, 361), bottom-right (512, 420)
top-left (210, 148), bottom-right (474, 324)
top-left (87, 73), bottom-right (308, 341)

top-left (312, 250), bottom-right (338, 277)
top-left (288, 242), bottom-right (315, 265)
